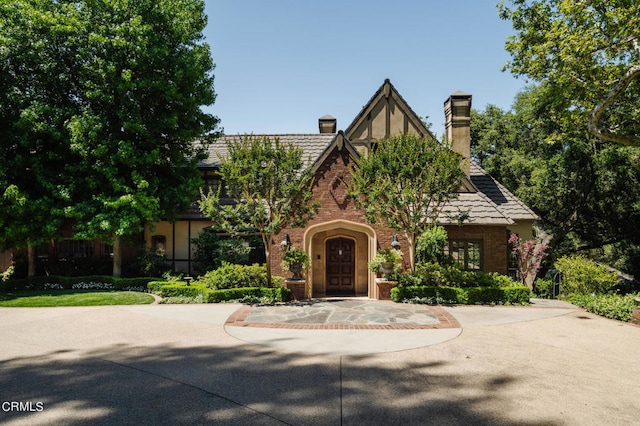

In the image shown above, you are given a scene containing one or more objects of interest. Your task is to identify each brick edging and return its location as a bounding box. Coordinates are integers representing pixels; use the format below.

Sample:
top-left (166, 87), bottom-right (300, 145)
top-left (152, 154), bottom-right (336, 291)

top-left (224, 304), bottom-right (461, 330)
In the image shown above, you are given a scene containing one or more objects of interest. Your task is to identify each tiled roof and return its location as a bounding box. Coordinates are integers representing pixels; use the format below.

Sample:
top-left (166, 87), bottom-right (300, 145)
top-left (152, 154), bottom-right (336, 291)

top-left (439, 193), bottom-right (514, 225)
top-left (470, 162), bottom-right (539, 221)
top-left (194, 135), bottom-right (538, 225)
top-left (198, 134), bottom-right (336, 168)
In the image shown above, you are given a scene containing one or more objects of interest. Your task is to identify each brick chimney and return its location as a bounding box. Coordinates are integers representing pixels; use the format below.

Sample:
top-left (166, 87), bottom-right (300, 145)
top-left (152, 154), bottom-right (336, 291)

top-left (444, 91), bottom-right (472, 177)
top-left (318, 114), bottom-right (337, 133)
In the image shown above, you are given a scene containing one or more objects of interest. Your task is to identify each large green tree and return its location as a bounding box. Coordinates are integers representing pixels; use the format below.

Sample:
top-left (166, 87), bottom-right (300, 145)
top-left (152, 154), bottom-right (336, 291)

top-left (67, 0), bottom-right (219, 277)
top-left (1, 0), bottom-right (219, 277)
top-left (349, 134), bottom-right (465, 271)
top-left (499, 0), bottom-right (640, 147)
top-left (471, 85), bottom-right (640, 274)
top-left (199, 136), bottom-right (319, 286)
top-left (0, 1), bottom-right (83, 275)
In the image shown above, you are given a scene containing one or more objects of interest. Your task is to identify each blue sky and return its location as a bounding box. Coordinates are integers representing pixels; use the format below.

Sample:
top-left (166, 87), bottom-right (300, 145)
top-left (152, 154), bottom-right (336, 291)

top-left (203, 1), bottom-right (527, 138)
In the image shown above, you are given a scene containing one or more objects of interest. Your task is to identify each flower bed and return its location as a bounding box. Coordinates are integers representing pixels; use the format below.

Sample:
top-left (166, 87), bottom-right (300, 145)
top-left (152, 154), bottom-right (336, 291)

top-left (1, 275), bottom-right (161, 292)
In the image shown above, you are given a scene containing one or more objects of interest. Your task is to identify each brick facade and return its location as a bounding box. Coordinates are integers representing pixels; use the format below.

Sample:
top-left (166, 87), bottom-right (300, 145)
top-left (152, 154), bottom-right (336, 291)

top-left (142, 80), bottom-right (535, 293)
top-left (272, 143), bottom-right (512, 298)
top-left (445, 225), bottom-right (509, 275)
top-left (272, 145), bottom-right (412, 298)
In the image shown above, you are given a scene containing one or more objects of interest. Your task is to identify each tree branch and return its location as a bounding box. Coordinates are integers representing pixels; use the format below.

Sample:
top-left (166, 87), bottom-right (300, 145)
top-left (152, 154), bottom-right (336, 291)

top-left (588, 61), bottom-right (640, 147)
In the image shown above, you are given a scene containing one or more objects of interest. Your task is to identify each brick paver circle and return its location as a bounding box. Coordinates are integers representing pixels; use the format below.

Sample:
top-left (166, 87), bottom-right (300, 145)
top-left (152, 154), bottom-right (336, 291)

top-left (225, 299), bottom-right (461, 330)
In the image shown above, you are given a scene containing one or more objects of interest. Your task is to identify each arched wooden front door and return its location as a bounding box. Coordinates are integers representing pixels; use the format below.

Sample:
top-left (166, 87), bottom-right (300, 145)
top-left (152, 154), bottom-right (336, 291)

top-left (325, 237), bottom-right (355, 294)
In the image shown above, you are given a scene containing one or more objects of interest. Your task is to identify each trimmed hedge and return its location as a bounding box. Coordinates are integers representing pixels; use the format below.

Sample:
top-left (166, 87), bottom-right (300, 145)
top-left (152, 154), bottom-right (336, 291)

top-left (147, 281), bottom-right (209, 298)
top-left (391, 285), bottom-right (531, 305)
top-left (390, 285), bottom-right (467, 304)
top-left (205, 287), bottom-right (291, 303)
top-left (148, 280), bottom-right (292, 303)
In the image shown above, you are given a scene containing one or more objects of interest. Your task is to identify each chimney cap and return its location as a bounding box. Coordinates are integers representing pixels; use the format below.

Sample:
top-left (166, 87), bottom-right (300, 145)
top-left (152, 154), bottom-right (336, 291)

top-left (318, 114), bottom-right (337, 133)
top-left (445, 90), bottom-right (472, 105)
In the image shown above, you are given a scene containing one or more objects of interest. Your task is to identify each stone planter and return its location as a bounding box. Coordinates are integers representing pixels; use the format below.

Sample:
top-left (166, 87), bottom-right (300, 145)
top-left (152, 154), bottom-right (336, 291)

top-left (376, 278), bottom-right (398, 301)
top-left (284, 279), bottom-right (306, 301)
top-left (380, 261), bottom-right (395, 281)
top-left (289, 262), bottom-right (304, 281)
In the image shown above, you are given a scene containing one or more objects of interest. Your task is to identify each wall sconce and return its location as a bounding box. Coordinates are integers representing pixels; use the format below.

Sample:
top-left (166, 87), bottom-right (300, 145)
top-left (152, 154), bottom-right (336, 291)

top-left (391, 234), bottom-right (401, 250)
top-left (280, 233), bottom-right (291, 250)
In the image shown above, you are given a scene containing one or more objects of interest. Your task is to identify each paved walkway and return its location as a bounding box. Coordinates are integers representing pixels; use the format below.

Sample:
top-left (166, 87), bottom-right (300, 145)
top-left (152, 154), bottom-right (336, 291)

top-left (223, 298), bottom-right (575, 355)
top-left (1, 299), bottom-right (638, 425)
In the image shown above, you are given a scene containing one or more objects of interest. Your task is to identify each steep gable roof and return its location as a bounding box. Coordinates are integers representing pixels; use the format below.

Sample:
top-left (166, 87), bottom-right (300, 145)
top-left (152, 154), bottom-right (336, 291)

top-left (344, 79), bottom-right (477, 193)
top-left (195, 80), bottom-right (538, 226)
top-left (345, 79), bottom-right (435, 143)
top-left (309, 131), bottom-right (360, 174)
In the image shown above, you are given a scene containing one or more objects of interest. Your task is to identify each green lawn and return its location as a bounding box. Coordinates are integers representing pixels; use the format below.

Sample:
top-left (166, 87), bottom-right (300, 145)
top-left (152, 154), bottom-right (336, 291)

top-left (0, 290), bottom-right (155, 307)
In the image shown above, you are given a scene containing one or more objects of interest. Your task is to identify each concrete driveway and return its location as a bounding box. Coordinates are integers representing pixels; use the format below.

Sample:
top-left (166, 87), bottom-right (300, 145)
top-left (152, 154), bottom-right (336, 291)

top-left (0, 299), bottom-right (638, 425)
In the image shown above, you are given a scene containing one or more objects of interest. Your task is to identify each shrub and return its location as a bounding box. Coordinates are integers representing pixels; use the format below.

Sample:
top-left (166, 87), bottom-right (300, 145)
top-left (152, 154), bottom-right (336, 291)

top-left (415, 225), bottom-right (450, 265)
top-left (398, 263), bottom-right (462, 287)
top-left (483, 273), bottom-right (520, 288)
top-left (147, 281), bottom-right (209, 298)
top-left (391, 286), bottom-right (468, 304)
top-left (191, 231), bottom-right (259, 273)
top-left (205, 287), bottom-right (291, 303)
top-left (2, 265), bottom-right (14, 282)
top-left (137, 249), bottom-right (172, 277)
top-left (555, 255), bottom-right (619, 295)
top-left (159, 294), bottom-right (205, 304)
top-left (0, 276), bottom-right (54, 291)
top-left (466, 287), bottom-right (505, 304)
top-left (391, 285), bottom-right (530, 305)
top-left (1, 275), bottom-right (159, 292)
top-left (568, 293), bottom-right (639, 322)
top-left (281, 247), bottom-right (311, 272)
top-left (113, 277), bottom-right (160, 290)
top-left (467, 286), bottom-right (531, 305)
top-left (502, 286), bottom-right (532, 304)
top-left (398, 263), bottom-right (519, 289)
top-left (533, 277), bottom-right (556, 299)
top-left (194, 263), bottom-right (270, 289)
top-left (368, 248), bottom-right (403, 274)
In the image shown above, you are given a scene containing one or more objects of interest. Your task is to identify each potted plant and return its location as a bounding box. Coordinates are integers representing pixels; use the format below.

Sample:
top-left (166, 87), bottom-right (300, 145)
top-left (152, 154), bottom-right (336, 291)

top-left (368, 248), bottom-right (403, 280)
top-left (281, 247), bottom-right (311, 281)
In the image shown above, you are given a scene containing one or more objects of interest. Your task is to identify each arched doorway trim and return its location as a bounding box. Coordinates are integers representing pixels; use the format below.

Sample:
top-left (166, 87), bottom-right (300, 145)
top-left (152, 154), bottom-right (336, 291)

top-left (303, 220), bottom-right (377, 298)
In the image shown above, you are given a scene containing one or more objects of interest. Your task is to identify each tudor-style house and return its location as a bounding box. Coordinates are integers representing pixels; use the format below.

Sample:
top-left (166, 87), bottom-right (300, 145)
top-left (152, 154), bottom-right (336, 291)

top-left (146, 79), bottom-right (538, 299)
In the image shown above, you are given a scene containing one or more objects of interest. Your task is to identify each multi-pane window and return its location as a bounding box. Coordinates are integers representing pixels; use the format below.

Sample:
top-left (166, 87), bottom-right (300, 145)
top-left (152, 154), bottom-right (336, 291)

top-left (56, 240), bottom-right (93, 259)
top-left (449, 240), bottom-right (483, 271)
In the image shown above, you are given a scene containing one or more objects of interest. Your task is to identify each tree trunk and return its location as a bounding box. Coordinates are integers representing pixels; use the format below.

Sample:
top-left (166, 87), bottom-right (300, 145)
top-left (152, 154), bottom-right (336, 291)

top-left (27, 244), bottom-right (35, 277)
top-left (406, 231), bottom-right (416, 272)
top-left (262, 233), bottom-right (272, 286)
top-left (113, 235), bottom-right (122, 278)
